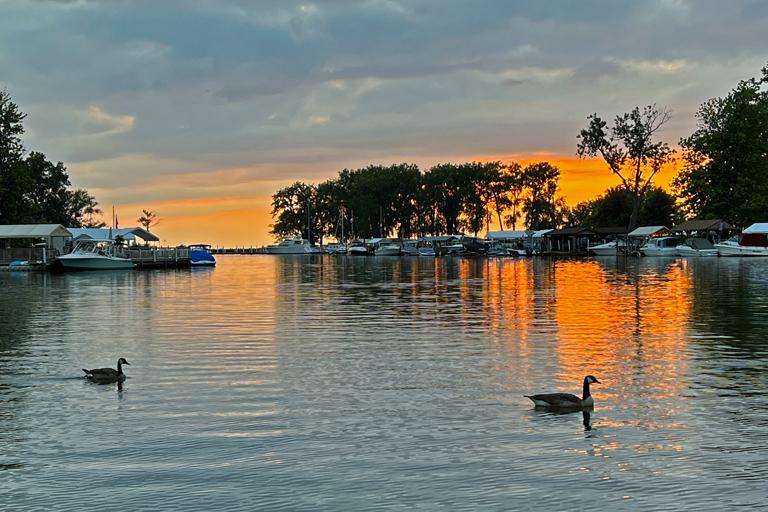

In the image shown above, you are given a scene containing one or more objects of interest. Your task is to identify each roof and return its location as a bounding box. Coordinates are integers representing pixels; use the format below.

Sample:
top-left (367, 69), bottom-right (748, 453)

top-left (592, 226), bottom-right (629, 235)
top-left (0, 224), bottom-right (72, 238)
top-left (67, 227), bottom-right (160, 242)
top-left (627, 226), bottom-right (670, 237)
top-left (672, 219), bottom-right (734, 232)
top-left (545, 227), bottom-right (597, 236)
top-left (743, 223), bottom-right (768, 234)
top-left (486, 230), bottom-right (527, 240)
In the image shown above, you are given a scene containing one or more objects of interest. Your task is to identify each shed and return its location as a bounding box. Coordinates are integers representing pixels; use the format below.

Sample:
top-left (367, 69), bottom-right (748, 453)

top-left (543, 227), bottom-right (597, 255)
top-left (0, 224), bottom-right (72, 252)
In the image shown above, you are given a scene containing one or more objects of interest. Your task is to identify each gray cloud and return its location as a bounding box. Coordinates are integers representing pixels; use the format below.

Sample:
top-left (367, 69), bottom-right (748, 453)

top-left (1, 0), bottom-right (766, 197)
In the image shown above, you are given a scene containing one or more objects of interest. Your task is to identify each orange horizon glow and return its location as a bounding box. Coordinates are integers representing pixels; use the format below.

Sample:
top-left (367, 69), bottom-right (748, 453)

top-left (103, 155), bottom-right (681, 248)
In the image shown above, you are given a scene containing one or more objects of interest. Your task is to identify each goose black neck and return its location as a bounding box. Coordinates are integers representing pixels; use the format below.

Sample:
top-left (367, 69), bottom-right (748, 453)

top-left (582, 378), bottom-right (591, 400)
top-left (117, 360), bottom-right (123, 375)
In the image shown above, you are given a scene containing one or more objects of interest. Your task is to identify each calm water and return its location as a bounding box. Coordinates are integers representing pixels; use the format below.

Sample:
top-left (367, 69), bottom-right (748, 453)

top-left (1, 255), bottom-right (767, 511)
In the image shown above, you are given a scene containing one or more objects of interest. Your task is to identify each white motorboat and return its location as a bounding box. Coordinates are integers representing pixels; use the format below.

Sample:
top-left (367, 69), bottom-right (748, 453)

top-left (324, 243), bottom-right (348, 254)
top-left (589, 239), bottom-right (626, 256)
top-left (374, 241), bottom-right (401, 256)
top-left (347, 240), bottom-right (370, 256)
top-left (402, 240), bottom-right (420, 256)
top-left (264, 237), bottom-right (321, 254)
top-left (714, 223), bottom-right (768, 256)
top-left (417, 247), bottom-right (436, 257)
top-left (639, 236), bottom-right (683, 256)
top-left (55, 239), bottom-right (134, 270)
top-left (676, 238), bottom-right (718, 257)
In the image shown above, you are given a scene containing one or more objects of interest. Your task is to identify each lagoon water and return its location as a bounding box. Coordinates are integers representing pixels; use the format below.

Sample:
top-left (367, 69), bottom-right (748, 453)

top-left (1, 255), bottom-right (767, 511)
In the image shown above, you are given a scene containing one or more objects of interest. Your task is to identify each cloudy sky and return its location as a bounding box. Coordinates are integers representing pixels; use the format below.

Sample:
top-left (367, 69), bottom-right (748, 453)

top-left (1, 0), bottom-right (765, 245)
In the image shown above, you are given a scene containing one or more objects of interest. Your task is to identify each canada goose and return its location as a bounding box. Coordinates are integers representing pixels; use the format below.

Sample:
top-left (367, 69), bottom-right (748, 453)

top-left (525, 375), bottom-right (601, 408)
top-left (82, 358), bottom-right (130, 384)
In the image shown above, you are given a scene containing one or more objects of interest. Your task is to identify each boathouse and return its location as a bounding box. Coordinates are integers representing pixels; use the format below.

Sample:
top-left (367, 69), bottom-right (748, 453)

top-left (543, 226), bottom-right (627, 256)
top-left (671, 219), bottom-right (735, 243)
top-left (0, 224), bottom-right (72, 265)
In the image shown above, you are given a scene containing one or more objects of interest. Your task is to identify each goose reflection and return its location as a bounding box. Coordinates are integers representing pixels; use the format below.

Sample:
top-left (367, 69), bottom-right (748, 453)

top-left (583, 410), bottom-right (592, 431)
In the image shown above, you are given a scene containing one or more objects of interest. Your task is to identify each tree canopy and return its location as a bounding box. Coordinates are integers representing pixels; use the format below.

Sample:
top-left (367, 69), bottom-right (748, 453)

top-left (674, 65), bottom-right (768, 226)
top-left (270, 161), bottom-right (568, 242)
top-left (577, 104), bottom-right (675, 230)
top-left (0, 89), bottom-right (103, 227)
top-left (568, 186), bottom-right (681, 229)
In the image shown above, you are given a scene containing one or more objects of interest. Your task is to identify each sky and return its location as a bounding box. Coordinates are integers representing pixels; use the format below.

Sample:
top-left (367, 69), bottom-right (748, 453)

top-left (1, 0), bottom-right (766, 246)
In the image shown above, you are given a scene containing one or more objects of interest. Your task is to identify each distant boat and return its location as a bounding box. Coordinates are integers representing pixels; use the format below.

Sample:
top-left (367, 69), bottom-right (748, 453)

top-left (372, 238), bottom-right (401, 256)
top-left (589, 239), bottom-right (626, 256)
top-left (54, 239), bottom-right (134, 270)
top-left (715, 223), bottom-right (768, 256)
top-left (324, 243), bottom-right (348, 254)
top-left (264, 237), bottom-right (321, 255)
top-left (639, 236), bottom-right (682, 256)
top-left (676, 238), bottom-right (718, 257)
top-left (347, 239), bottom-right (370, 256)
top-left (189, 244), bottom-right (216, 266)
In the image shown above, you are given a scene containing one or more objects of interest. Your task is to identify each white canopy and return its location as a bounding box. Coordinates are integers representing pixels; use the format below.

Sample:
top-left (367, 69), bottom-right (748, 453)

top-left (486, 230), bottom-right (527, 240)
top-left (743, 223), bottom-right (768, 234)
top-left (68, 227), bottom-right (160, 242)
top-left (628, 226), bottom-right (669, 237)
top-left (486, 229), bottom-right (552, 240)
top-left (0, 224), bottom-right (72, 238)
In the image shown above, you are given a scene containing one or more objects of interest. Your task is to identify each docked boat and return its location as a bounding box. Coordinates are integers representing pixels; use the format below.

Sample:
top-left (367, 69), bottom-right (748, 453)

top-left (347, 239), bottom-right (370, 256)
top-left (54, 239), bottom-right (134, 270)
top-left (639, 236), bottom-right (683, 256)
top-left (676, 238), bottom-right (718, 257)
top-left (264, 237), bottom-right (321, 254)
top-left (372, 239), bottom-right (402, 256)
top-left (589, 239), bottom-right (626, 256)
top-left (189, 244), bottom-right (216, 266)
top-left (715, 223), bottom-right (768, 256)
top-left (402, 240), bottom-right (419, 256)
top-left (324, 243), bottom-right (348, 254)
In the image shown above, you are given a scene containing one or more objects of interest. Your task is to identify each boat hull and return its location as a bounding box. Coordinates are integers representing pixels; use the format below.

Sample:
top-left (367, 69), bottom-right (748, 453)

top-left (264, 246), bottom-right (320, 254)
top-left (56, 255), bottom-right (134, 270)
top-left (374, 246), bottom-right (401, 256)
top-left (676, 246), bottom-right (718, 257)
top-left (640, 247), bottom-right (678, 257)
top-left (715, 243), bottom-right (768, 256)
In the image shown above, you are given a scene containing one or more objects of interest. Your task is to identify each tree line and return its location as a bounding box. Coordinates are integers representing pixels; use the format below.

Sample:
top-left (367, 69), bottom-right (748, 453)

top-left (0, 90), bottom-right (103, 228)
top-left (270, 161), bottom-right (571, 244)
top-left (272, 64), bottom-right (768, 242)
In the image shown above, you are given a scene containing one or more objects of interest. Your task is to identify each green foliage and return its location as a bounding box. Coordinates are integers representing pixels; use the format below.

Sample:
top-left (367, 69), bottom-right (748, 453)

top-left (0, 89), bottom-right (102, 227)
top-left (674, 65), bottom-right (768, 226)
top-left (577, 104), bottom-right (675, 230)
top-left (569, 186), bottom-right (681, 228)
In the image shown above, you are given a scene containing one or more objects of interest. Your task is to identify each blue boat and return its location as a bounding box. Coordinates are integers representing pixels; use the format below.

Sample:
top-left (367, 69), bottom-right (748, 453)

top-left (189, 244), bottom-right (216, 266)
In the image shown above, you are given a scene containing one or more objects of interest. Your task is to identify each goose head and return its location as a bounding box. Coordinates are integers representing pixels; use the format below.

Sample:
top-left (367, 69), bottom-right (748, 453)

top-left (585, 375), bottom-right (600, 384)
top-left (118, 358), bottom-right (130, 366)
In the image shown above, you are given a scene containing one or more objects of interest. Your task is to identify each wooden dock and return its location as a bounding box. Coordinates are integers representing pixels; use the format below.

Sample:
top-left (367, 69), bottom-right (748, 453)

top-left (126, 247), bottom-right (191, 268)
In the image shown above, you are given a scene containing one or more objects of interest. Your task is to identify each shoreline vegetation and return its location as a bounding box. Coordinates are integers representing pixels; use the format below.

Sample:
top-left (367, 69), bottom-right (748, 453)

top-left (271, 65), bottom-right (768, 245)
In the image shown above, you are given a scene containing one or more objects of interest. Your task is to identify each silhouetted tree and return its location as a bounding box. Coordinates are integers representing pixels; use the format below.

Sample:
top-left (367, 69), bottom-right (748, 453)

top-left (577, 104), bottom-right (675, 230)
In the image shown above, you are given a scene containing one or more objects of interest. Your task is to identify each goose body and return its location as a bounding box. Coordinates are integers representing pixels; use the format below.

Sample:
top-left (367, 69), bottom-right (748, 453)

top-left (525, 375), bottom-right (600, 409)
top-left (83, 358), bottom-right (130, 384)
